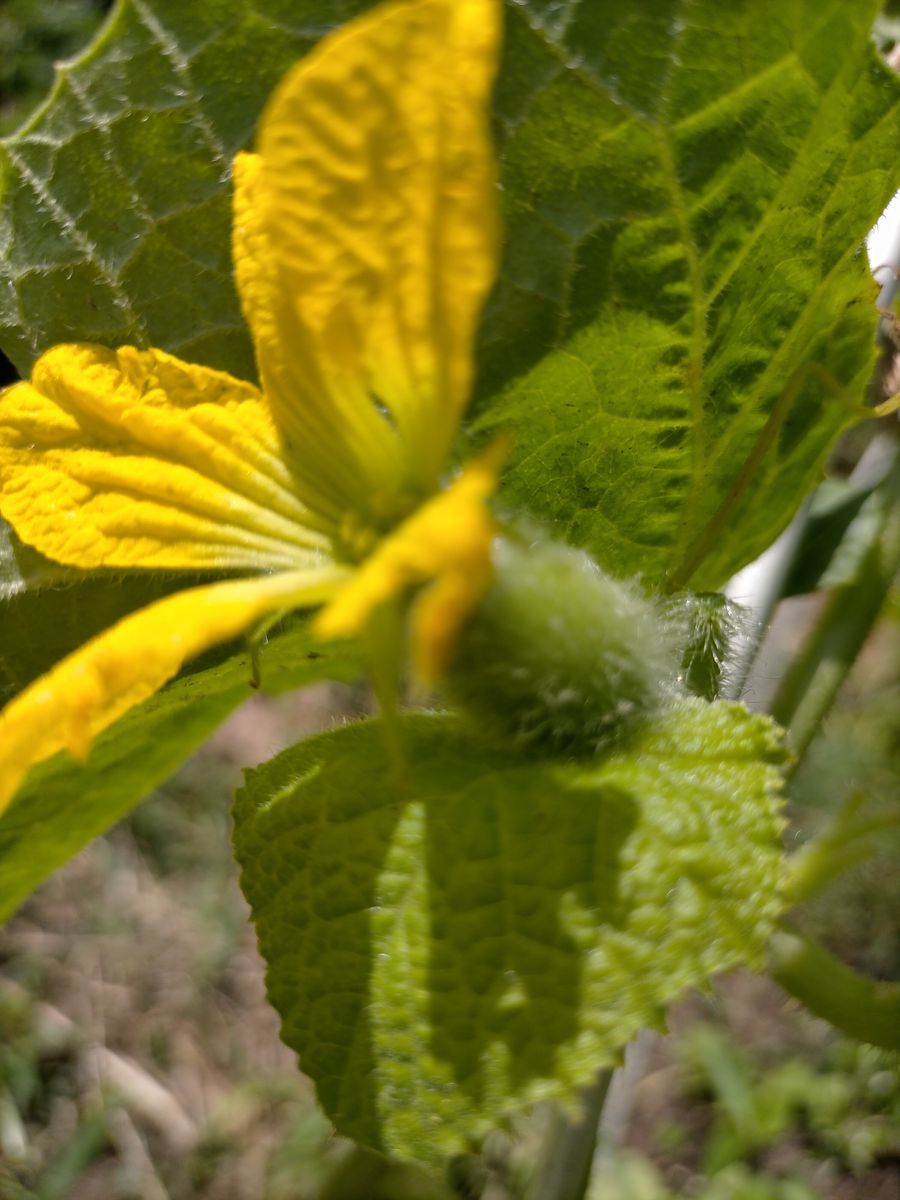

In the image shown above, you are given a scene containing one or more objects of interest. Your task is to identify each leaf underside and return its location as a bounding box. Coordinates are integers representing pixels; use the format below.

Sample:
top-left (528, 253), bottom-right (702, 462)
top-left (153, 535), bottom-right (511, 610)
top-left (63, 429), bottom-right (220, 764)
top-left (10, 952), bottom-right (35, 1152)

top-left (234, 702), bottom-right (786, 1161)
top-left (478, 0), bottom-right (900, 590)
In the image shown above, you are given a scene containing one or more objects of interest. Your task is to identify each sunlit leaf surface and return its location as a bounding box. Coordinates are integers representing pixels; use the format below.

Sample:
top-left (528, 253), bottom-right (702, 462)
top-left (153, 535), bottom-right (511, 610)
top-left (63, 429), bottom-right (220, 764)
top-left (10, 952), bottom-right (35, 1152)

top-left (1, 1), bottom-right (896, 589)
top-left (235, 703), bottom-right (786, 1159)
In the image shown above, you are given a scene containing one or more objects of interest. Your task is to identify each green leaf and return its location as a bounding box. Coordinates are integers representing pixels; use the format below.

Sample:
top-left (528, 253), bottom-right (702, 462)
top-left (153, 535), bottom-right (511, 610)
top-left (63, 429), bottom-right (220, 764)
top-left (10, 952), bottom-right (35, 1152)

top-left (0, 614), bottom-right (359, 922)
top-left (475, 0), bottom-right (900, 589)
top-left (780, 476), bottom-right (887, 596)
top-left (3, 3), bottom-right (894, 597)
top-left (0, 0), bottom-right (335, 379)
top-left (234, 701), bottom-right (786, 1161)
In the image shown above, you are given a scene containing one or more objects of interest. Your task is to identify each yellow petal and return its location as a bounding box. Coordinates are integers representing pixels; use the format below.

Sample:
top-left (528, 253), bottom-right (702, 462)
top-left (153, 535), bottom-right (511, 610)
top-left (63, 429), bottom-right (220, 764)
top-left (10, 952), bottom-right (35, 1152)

top-left (315, 442), bottom-right (505, 682)
top-left (0, 566), bottom-right (348, 817)
top-left (0, 344), bottom-right (330, 571)
top-left (233, 151), bottom-right (403, 535)
top-left (237, 0), bottom-right (501, 524)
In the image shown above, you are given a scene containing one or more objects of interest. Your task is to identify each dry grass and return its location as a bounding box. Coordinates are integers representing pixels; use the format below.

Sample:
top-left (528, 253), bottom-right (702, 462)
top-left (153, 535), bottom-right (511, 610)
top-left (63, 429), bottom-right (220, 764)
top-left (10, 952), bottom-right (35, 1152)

top-left (0, 684), bottom-right (363, 1199)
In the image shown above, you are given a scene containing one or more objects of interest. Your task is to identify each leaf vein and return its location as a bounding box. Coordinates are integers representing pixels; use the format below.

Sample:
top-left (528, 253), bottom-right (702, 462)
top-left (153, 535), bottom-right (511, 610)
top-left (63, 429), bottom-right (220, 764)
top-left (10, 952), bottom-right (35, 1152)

top-left (130, 0), bottom-right (230, 167)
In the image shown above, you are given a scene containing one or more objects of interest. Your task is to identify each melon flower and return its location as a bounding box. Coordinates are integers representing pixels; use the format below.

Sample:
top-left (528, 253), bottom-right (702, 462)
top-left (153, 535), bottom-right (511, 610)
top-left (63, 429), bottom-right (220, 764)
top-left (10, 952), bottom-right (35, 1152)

top-left (0, 0), bottom-right (502, 816)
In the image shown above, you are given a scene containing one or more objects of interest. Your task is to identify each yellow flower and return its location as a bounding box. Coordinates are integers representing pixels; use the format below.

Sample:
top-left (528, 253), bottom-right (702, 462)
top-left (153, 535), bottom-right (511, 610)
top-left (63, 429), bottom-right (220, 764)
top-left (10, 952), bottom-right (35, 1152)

top-left (0, 0), bottom-right (503, 817)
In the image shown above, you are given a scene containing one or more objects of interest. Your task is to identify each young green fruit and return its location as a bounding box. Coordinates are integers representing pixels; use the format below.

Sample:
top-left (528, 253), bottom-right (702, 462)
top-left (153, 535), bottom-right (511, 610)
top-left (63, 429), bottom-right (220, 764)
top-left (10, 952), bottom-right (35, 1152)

top-left (446, 534), bottom-right (680, 757)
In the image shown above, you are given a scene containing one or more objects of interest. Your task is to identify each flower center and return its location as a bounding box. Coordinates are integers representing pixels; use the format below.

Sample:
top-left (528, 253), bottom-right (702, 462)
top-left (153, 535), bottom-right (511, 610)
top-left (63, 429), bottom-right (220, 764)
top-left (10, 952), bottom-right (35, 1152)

top-left (332, 488), bottom-right (426, 564)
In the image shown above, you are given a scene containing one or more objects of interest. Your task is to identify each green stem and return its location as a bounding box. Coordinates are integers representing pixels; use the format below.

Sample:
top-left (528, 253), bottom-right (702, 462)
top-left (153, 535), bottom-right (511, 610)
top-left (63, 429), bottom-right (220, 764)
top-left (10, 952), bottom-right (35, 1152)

top-left (526, 1071), bottom-right (614, 1200)
top-left (768, 457), bottom-right (900, 768)
top-left (784, 807), bottom-right (900, 904)
top-left (769, 926), bottom-right (900, 1050)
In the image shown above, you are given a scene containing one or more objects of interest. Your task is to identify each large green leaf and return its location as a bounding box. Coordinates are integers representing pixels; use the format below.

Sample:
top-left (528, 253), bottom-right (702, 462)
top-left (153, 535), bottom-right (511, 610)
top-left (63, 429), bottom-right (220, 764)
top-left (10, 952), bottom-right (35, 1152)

top-left (234, 703), bottom-right (786, 1161)
top-left (477, 0), bottom-right (900, 589)
top-left (0, 0), bottom-right (332, 379)
top-left (0, 614), bottom-right (359, 922)
top-left (2, 1), bottom-right (895, 593)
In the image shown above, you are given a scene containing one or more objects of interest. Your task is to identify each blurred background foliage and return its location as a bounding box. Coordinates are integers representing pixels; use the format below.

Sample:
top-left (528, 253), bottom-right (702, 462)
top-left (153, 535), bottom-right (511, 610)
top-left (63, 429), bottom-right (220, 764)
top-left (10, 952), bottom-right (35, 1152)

top-left (0, 2), bottom-right (898, 1198)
